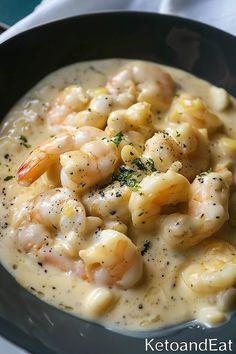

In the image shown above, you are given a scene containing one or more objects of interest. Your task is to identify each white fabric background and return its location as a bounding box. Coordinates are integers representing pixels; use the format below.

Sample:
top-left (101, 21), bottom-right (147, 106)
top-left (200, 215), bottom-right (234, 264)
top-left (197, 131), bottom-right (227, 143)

top-left (1, 0), bottom-right (236, 43)
top-left (0, 0), bottom-right (235, 353)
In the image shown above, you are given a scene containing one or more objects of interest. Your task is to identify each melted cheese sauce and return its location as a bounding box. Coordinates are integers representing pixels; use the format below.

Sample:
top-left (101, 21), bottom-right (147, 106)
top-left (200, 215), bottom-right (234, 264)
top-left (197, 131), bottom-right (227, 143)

top-left (1, 59), bottom-right (236, 334)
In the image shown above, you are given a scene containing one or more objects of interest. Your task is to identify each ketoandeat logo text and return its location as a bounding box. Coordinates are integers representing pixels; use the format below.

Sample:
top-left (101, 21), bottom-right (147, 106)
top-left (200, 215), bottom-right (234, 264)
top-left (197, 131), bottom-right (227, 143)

top-left (145, 338), bottom-right (233, 352)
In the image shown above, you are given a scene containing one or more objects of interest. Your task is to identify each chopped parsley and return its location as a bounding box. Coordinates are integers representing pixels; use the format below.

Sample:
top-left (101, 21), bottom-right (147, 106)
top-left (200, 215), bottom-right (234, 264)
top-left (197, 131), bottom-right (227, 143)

top-left (19, 135), bottom-right (31, 148)
top-left (89, 66), bottom-right (104, 75)
top-left (113, 166), bottom-right (139, 190)
top-left (22, 143), bottom-right (31, 148)
top-left (131, 157), bottom-right (157, 173)
top-left (146, 158), bottom-right (157, 172)
top-left (132, 183), bottom-right (141, 192)
top-left (19, 135), bottom-right (27, 143)
top-left (132, 158), bottom-right (147, 171)
top-left (113, 158), bottom-right (157, 192)
top-left (141, 241), bottom-right (151, 256)
top-left (58, 301), bottom-right (74, 310)
top-left (176, 131), bottom-right (181, 138)
top-left (112, 132), bottom-right (124, 146)
top-left (4, 175), bottom-right (14, 181)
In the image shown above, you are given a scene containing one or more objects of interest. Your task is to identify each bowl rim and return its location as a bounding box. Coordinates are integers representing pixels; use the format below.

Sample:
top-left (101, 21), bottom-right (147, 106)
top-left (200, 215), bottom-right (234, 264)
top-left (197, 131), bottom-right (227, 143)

top-left (0, 10), bottom-right (235, 50)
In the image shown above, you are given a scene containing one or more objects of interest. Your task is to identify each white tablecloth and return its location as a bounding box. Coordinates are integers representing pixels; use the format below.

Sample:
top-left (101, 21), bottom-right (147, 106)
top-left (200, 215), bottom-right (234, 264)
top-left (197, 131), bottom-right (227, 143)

top-left (0, 0), bottom-right (235, 353)
top-left (1, 0), bottom-right (236, 43)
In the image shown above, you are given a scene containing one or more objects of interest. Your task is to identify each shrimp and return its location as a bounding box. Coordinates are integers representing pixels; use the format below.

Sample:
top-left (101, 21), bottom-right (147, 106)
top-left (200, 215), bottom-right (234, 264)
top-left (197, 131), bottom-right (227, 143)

top-left (79, 229), bottom-right (143, 289)
top-left (168, 94), bottom-right (222, 133)
top-left (47, 85), bottom-right (89, 132)
top-left (143, 123), bottom-right (210, 181)
top-left (162, 169), bottom-right (232, 248)
top-left (82, 181), bottom-right (131, 223)
top-left (60, 138), bottom-right (119, 192)
top-left (106, 61), bottom-right (175, 111)
top-left (70, 94), bottom-right (114, 130)
top-left (47, 85), bottom-right (135, 133)
top-left (16, 126), bottom-right (116, 188)
top-left (106, 102), bottom-right (153, 152)
top-left (129, 170), bottom-right (191, 228)
top-left (14, 188), bottom-right (86, 259)
top-left (181, 239), bottom-right (236, 294)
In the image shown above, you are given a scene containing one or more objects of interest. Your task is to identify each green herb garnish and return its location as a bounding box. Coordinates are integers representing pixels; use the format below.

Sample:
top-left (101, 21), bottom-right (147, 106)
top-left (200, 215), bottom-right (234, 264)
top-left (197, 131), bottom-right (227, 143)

top-left (146, 158), bottom-right (157, 172)
top-left (132, 158), bottom-right (147, 171)
top-left (131, 183), bottom-right (141, 192)
top-left (113, 166), bottom-right (137, 187)
top-left (59, 303), bottom-right (74, 310)
top-left (89, 66), bottom-right (104, 75)
top-left (19, 135), bottom-right (27, 143)
top-left (4, 175), bottom-right (14, 181)
top-left (19, 135), bottom-right (31, 148)
top-left (176, 131), bottom-right (181, 138)
top-left (199, 168), bottom-right (213, 176)
top-left (131, 157), bottom-right (157, 173)
top-left (22, 143), bottom-right (31, 148)
top-left (141, 241), bottom-right (151, 256)
top-left (112, 132), bottom-right (124, 147)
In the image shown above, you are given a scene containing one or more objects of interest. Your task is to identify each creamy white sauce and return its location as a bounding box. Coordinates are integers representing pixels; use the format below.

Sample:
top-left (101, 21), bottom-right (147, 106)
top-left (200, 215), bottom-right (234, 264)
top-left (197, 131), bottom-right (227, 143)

top-left (1, 59), bottom-right (236, 334)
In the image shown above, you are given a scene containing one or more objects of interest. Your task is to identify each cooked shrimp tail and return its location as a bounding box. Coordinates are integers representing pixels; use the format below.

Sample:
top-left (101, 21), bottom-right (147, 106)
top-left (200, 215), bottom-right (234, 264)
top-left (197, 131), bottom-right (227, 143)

top-left (16, 127), bottom-right (107, 187)
top-left (16, 134), bottom-right (74, 186)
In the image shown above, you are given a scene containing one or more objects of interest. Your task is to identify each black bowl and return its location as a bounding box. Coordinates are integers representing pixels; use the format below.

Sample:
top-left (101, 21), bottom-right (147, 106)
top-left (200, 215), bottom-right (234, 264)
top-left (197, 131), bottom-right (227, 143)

top-left (0, 11), bottom-right (236, 354)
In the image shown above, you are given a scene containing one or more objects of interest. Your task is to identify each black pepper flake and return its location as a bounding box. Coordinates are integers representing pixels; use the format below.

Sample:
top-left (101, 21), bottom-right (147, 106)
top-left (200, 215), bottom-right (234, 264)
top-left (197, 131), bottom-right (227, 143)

top-left (98, 190), bottom-right (105, 198)
top-left (141, 240), bottom-right (151, 256)
top-left (115, 191), bottom-right (122, 198)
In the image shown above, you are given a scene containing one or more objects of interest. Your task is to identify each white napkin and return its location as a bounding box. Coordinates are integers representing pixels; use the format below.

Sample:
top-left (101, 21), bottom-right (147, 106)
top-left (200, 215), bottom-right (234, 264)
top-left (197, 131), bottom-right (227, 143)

top-left (0, 0), bottom-right (236, 43)
top-left (0, 0), bottom-right (236, 353)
